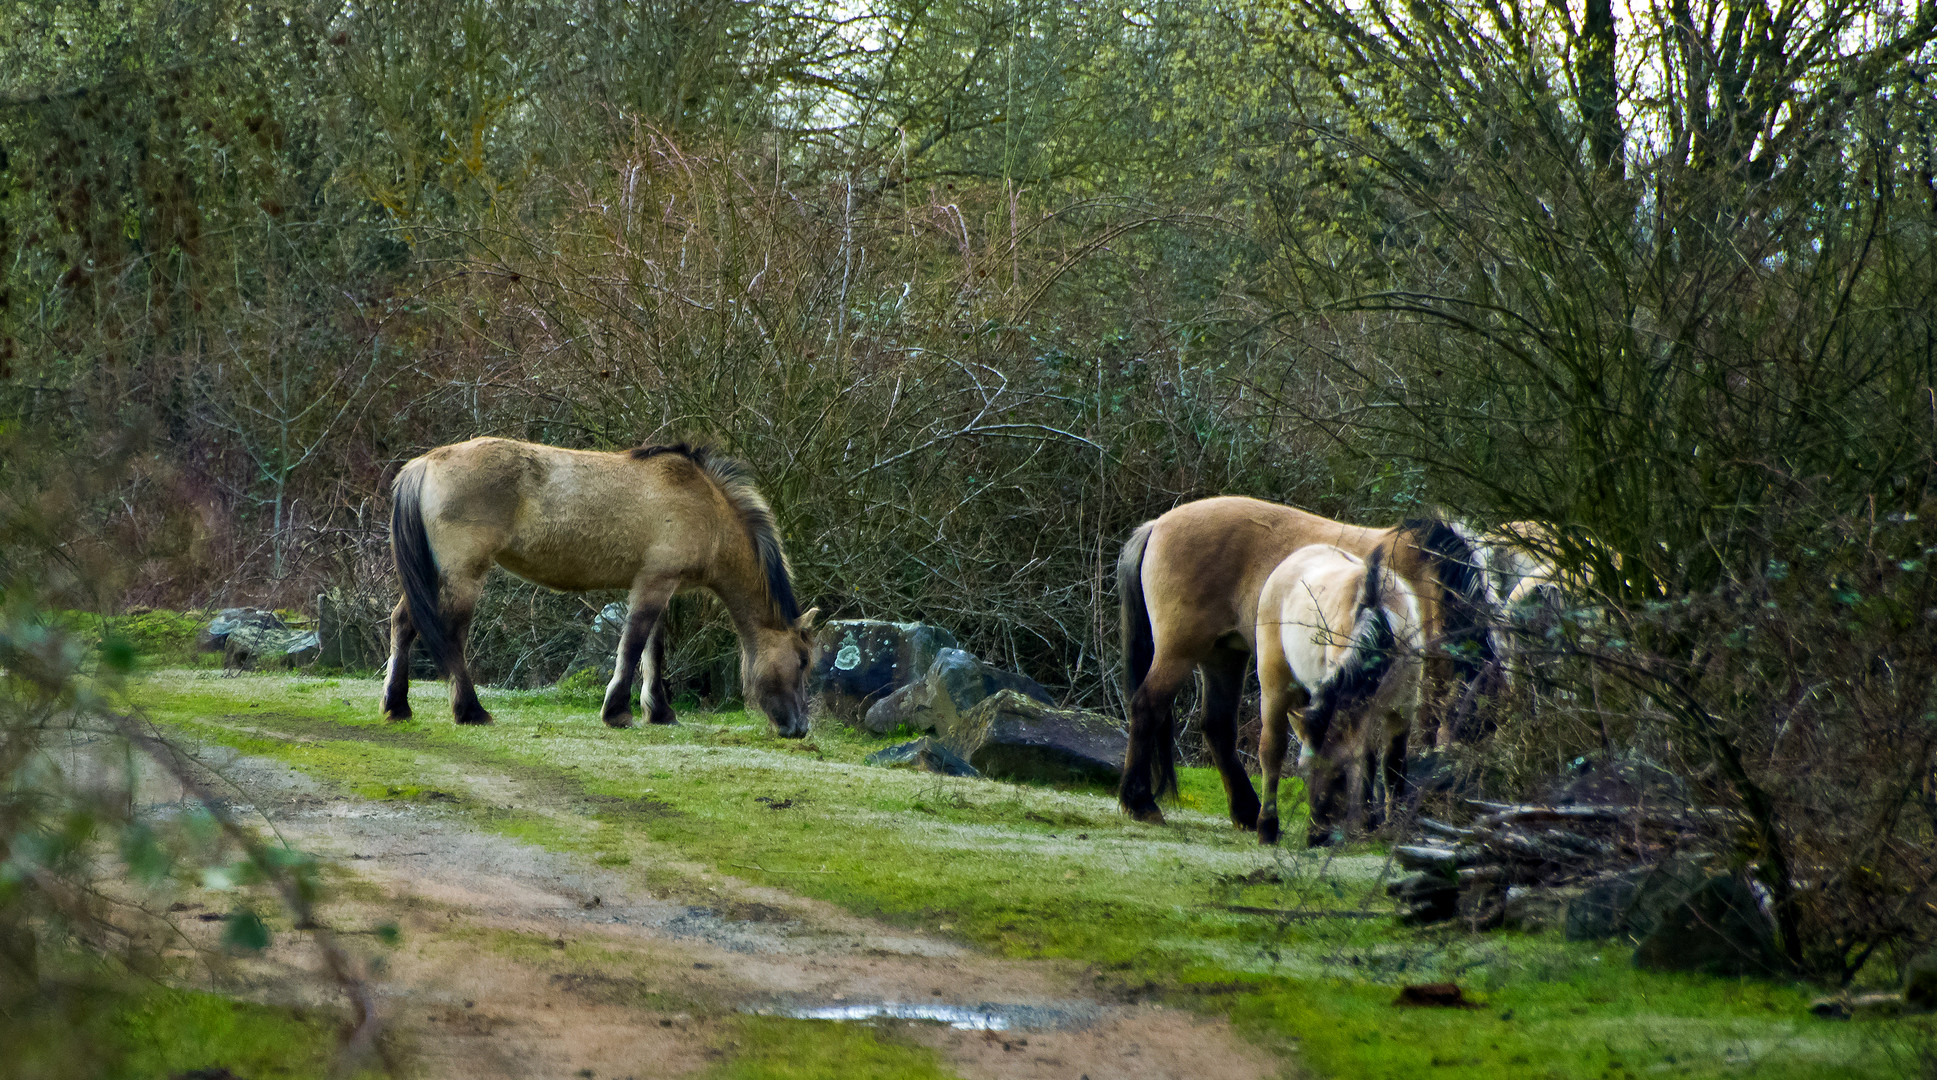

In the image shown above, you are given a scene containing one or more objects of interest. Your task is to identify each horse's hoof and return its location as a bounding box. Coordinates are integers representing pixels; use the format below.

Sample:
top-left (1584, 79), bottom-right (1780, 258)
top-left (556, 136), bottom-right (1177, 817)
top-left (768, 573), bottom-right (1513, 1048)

top-left (1305, 827), bottom-right (1337, 849)
top-left (647, 705), bottom-right (678, 726)
top-left (601, 711), bottom-right (636, 729)
top-left (456, 710), bottom-right (494, 726)
top-left (382, 705), bottom-right (412, 722)
top-left (1126, 806), bottom-right (1167, 825)
top-left (1258, 817), bottom-right (1281, 846)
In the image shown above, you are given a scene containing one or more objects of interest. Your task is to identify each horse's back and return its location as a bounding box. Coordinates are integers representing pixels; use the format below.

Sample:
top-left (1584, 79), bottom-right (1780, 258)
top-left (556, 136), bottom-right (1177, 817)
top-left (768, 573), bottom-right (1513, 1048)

top-left (411, 437), bottom-right (722, 592)
top-left (1142, 496), bottom-right (1394, 657)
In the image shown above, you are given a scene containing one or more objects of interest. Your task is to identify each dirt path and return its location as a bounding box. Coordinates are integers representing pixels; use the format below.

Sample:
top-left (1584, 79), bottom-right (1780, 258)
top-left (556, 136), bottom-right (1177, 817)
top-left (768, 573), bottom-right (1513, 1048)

top-left (142, 732), bottom-right (1289, 1080)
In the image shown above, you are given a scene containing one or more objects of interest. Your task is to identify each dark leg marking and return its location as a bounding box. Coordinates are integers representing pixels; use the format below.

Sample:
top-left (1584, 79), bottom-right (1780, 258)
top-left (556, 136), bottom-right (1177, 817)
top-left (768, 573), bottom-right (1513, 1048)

top-left (644, 623), bottom-right (676, 726)
top-left (381, 596), bottom-right (416, 721)
top-left (602, 602), bottom-right (663, 728)
top-left (447, 602), bottom-right (491, 726)
top-left (1201, 646), bottom-right (1261, 830)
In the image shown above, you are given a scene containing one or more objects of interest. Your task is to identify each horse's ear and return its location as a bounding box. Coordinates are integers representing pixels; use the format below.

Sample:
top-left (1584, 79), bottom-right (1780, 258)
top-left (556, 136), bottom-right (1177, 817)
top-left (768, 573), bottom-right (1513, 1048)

top-left (794, 607), bottom-right (820, 635)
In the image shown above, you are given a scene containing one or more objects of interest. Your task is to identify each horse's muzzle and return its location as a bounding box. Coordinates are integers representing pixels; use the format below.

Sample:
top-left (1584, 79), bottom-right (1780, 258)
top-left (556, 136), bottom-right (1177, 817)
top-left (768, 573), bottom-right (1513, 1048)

top-left (762, 695), bottom-right (811, 739)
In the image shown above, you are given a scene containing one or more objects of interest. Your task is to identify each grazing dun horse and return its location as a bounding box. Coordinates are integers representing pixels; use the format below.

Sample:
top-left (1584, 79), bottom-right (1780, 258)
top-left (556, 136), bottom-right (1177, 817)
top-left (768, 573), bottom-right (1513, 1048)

top-left (1255, 546), bottom-right (1424, 846)
top-left (1116, 496), bottom-right (1498, 826)
top-left (382, 438), bottom-right (818, 733)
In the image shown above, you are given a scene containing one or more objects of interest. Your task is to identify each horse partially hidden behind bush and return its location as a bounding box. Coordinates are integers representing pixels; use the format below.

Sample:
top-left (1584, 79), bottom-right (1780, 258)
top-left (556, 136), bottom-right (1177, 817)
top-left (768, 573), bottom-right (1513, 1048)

top-left (382, 438), bottom-right (818, 734)
top-left (1115, 496), bottom-right (1500, 827)
top-left (1255, 545), bottom-right (1425, 846)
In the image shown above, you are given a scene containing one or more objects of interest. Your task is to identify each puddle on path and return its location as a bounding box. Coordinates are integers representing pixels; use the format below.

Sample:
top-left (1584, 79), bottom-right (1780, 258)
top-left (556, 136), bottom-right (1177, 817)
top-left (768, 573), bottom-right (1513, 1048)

top-left (780, 1002), bottom-right (1012, 1029)
top-left (755, 999), bottom-right (1102, 1031)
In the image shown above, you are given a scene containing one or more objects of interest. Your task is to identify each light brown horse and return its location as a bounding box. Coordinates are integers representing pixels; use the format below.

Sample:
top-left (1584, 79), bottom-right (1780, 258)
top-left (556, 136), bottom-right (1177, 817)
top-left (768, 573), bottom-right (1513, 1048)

top-left (1116, 496), bottom-right (1498, 826)
top-left (1256, 545), bottom-right (1424, 846)
top-left (381, 438), bottom-right (818, 734)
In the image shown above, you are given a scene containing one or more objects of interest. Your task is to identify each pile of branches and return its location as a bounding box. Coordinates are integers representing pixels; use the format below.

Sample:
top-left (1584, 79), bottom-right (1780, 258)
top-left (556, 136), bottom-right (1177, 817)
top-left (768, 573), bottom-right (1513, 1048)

top-left (1387, 800), bottom-right (1732, 927)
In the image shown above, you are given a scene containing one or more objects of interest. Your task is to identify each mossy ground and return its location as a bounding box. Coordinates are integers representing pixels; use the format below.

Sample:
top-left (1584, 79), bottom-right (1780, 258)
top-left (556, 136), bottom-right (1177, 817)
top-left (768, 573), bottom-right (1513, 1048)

top-left (0, 971), bottom-right (362, 1080)
top-left (127, 668), bottom-right (1930, 1079)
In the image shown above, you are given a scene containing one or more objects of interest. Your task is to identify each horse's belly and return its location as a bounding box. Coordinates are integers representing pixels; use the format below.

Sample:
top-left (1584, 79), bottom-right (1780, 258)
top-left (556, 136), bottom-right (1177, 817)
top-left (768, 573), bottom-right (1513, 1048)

top-left (494, 545), bottom-right (639, 593)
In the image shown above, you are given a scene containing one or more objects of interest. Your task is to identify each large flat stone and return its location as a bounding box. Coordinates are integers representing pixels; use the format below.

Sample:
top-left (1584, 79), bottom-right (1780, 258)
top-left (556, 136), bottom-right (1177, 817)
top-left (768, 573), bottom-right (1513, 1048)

top-left (940, 689), bottom-right (1127, 786)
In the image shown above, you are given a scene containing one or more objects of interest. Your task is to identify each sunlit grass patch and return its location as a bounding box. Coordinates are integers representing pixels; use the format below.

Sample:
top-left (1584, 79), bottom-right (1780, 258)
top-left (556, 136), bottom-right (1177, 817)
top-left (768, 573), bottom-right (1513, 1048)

top-left (703, 1015), bottom-right (961, 1080)
top-left (1, 970), bottom-right (366, 1080)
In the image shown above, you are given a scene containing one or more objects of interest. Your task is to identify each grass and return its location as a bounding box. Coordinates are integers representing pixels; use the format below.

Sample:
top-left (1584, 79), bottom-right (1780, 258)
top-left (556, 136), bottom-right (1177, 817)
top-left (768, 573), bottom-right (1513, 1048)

top-left (128, 668), bottom-right (1932, 1079)
top-left (699, 1017), bottom-right (958, 1080)
top-left (0, 972), bottom-right (361, 1080)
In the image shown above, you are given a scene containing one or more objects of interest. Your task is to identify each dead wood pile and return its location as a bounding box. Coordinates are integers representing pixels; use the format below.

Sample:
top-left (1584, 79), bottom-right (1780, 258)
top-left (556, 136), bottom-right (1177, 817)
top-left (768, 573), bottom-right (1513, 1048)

top-left (1387, 800), bottom-right (1733, 927)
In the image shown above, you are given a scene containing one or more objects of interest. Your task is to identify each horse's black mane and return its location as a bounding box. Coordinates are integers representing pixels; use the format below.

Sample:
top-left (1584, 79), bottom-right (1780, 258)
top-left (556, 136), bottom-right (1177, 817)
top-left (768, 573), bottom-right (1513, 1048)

top-left (1399, 517), bottom-right (1497, 677)
top-left (631, 441), bottom-right (801, 621)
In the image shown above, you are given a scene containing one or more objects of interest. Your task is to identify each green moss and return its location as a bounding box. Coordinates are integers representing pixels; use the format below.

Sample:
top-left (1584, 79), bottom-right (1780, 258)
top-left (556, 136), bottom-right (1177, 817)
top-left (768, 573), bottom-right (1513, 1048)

top-left (130, 670), bottom-right (1911, 1079)
top-left (703, 1016), bottom-right (960, 1080)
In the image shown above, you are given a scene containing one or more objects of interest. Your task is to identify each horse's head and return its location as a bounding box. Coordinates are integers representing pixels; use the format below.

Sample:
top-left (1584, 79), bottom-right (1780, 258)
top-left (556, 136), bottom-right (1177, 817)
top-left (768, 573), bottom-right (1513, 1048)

top-left (744, 607), bottom-right (819, 737)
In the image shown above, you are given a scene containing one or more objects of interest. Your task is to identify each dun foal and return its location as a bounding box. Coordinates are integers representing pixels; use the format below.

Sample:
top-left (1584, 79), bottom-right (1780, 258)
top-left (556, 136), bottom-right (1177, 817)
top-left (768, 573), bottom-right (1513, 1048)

top-left (1255, 546), bottom-right (1424, 846)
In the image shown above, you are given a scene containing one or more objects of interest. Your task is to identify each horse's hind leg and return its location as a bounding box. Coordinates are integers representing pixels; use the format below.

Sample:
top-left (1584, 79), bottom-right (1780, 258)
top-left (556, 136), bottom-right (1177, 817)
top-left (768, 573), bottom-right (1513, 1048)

top-left (380, 596), bottom-right (416, 721)
top-left (444, 576), bottom-right (492, 725)
top-left (1119, 655), bottom-right (1193, 824)
top-left (1201, 645), bottom-right (1262, 830)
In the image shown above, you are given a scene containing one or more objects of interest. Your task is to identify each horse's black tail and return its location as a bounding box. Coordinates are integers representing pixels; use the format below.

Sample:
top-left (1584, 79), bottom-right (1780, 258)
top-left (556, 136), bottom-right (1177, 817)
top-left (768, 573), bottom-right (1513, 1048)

top-left (1117, 521), bottom-right (1177, 799)
top-left (391, 460), bottom-right (454, 675)
top-left (1401, 516), bottom-right (1501, 681)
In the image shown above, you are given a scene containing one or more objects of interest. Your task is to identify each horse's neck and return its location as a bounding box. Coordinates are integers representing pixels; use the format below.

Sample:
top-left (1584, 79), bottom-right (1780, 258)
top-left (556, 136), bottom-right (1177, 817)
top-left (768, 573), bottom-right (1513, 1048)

top-left (709, 561), bottom-right (787, 641)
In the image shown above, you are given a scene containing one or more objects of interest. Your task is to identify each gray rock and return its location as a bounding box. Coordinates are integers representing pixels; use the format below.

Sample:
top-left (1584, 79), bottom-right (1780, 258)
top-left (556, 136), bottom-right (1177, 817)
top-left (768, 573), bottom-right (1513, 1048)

top-left (941, 689), bottom-right (1127, 786)
top-left (198, 608), bottom-right (318, 669)
top-left (1565, 870), bottom-right (1643, 940)
top-left (198, 608), bottom-right (286, 651)
top-left (1565, 857), bottom-right (1710, 941)
top-left (316, 589), bottom-right (384, 670)
top-left (1632, 874), bottom-right (1784, 977)
top-left (863, 647), bottom-right (1053, 734)
top-left (564, 602), bottom-right (631, 681)
top-left (810, 620), bottom-right (960, 723)
top-left (1544, 750), bottom-right (1689, 808)
top-left (863, 737), bottom-right (980, 778)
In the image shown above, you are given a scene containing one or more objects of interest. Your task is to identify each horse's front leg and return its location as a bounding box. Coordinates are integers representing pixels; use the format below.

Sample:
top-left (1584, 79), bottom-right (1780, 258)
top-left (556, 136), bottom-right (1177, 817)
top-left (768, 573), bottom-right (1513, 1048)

top-left (603, 581), bottom-right (676, 728)
top-left (640, 619), bottom-right (676, 726)
top-left (1201, 645), bottom-right (1262, 830)
top-left (380, 596), bottom-right (416, 721)
top-left (1378, 717), bottom-right (1410, 830)
top-left (1256, 684), bottom-right (1294, 846)
top-left (1303, 701), bottom-right (1344, 847)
